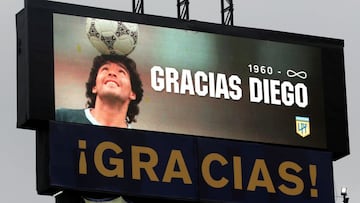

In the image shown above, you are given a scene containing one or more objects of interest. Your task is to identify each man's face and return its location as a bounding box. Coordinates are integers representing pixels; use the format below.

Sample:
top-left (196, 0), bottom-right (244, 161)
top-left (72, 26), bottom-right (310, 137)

top-left (92, 62), bottom-right (136, 104)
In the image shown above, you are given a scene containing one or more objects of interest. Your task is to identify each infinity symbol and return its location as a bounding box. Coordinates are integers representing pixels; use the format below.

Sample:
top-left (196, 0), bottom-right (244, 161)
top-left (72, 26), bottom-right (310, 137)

top-left (286, 69), bottom-right (307, 79)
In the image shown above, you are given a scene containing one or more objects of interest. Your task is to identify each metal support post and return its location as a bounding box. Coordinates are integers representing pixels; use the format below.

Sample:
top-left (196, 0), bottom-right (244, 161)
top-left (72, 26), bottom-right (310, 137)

top-left (177, 0), bottom-right (189, 20)
top-left (132, 0), bottom-right (144, 14)
top-left (221, 0), bottom-right (234, 26)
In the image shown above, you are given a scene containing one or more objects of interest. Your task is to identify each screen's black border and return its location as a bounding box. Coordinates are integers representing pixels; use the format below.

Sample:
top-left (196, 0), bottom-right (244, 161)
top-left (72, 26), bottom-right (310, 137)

top-left (16, 0), bottom-right (349, 160)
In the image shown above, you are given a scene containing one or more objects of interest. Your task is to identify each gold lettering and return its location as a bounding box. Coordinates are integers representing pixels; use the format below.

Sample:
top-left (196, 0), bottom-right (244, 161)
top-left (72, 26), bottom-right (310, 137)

top-left (162, 150), bottom-right (192, 184)
top-left (131, 146), bottom-right (159, 181)
top-left (94, 141), bottom-right (124, 178)
top-left (202, 153), bottom-right (229, 188)
top-left (78, 140), bottom-right (87, 175)
top-left (278, 161), bottom-right (304, 196)
top-left (233, 156), bottom-right (243, 190)
top-left (247, 159), bottom-right (275, 193)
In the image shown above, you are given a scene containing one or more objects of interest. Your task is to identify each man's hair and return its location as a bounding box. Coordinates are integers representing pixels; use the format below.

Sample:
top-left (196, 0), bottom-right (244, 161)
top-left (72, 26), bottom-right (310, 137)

top-left (85, 54), bottom-right (143, 123)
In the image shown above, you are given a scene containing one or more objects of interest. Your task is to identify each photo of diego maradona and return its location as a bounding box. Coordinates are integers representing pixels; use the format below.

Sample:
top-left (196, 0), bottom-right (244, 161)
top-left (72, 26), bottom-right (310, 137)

top-left (54, 16), bottom-right (143, 203)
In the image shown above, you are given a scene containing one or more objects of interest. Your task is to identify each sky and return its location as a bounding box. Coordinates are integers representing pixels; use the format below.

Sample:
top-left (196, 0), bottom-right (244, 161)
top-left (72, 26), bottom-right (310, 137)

top-left (1, 0), bottom-right (359, 202)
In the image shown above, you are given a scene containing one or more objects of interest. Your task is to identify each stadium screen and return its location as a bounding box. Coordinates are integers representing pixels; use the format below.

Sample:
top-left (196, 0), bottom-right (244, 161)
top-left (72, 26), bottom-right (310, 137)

top-left (17, 1), bottom-right (349, 159)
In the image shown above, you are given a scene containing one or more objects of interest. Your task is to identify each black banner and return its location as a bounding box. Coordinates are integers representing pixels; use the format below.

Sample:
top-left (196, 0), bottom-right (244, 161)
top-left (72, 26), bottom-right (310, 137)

top-left (39, 121), bottom-right (335, 202)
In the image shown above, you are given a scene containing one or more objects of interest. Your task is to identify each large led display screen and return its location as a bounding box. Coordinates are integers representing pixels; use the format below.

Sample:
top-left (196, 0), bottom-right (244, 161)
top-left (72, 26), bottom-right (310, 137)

top-left (16, 1), bottom-right (348, 159)
top-left (54, 13), bottom-right (325, 149)
top-left (16, 1), bottom-right (348, 202)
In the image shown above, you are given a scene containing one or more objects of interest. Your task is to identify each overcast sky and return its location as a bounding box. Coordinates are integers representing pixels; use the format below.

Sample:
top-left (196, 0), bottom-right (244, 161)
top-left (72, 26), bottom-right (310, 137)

top-left (1, 0), bottom-right (359, 202)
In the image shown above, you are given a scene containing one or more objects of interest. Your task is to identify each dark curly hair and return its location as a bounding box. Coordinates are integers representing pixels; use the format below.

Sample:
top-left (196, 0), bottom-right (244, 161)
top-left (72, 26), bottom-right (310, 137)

top-left (85, 54), bottom-right (143, 123)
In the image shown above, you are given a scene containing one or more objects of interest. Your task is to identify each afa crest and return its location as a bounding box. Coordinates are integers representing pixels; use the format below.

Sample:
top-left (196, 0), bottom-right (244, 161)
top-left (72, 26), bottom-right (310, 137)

top-left (295, 116), bottom-right (310, 138)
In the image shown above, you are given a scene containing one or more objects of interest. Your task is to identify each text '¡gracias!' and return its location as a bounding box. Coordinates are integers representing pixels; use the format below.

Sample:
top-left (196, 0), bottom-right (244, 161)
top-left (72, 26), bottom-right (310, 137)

top-left (150, 66), bottom-right (308, 108)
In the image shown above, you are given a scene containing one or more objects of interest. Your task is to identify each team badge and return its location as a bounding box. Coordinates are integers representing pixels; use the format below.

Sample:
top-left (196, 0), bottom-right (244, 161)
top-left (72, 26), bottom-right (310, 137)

top-left (295, 116), bottom-right (310, 138)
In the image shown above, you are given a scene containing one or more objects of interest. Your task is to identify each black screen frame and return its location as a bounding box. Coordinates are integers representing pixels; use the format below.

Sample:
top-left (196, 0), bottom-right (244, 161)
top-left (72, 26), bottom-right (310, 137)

top-left (16, 0), bottom-right (349, 160)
